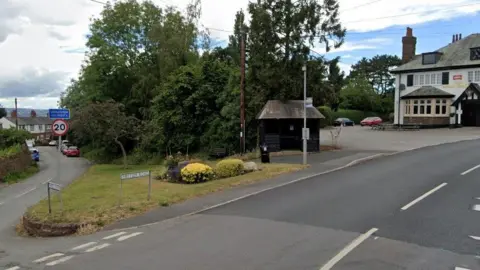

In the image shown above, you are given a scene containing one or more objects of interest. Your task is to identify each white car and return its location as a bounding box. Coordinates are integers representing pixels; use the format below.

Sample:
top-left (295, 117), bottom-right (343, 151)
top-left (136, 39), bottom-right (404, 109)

top-left (48, 140), bottom-right (57, 146)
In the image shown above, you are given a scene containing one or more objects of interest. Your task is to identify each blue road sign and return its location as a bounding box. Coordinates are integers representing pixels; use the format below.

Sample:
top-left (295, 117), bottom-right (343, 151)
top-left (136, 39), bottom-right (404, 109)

top-left (48, 109), bottom-right (70, 120)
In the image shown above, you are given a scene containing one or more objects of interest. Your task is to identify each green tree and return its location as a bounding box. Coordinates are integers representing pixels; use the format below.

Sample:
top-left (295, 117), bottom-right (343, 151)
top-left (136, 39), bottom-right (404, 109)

top-left (340, 75), bottom-right (377, 112)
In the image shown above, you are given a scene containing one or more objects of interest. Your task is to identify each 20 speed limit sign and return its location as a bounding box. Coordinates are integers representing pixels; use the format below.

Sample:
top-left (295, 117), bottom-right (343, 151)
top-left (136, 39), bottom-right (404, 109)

top-left (52, 119), bottom-right (69, 136)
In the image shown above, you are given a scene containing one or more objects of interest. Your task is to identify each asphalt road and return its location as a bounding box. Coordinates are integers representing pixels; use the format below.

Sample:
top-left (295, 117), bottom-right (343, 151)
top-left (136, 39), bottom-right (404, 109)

top-left (6, 140), bottom-right (480, 270)
top-left (0, 146), bottom-right (90, 264)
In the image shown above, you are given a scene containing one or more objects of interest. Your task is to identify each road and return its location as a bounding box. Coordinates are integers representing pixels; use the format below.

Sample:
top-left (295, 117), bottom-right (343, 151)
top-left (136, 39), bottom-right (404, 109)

top-left (0, 146), bottom-right (90, 265)
top-left (4, 140), bottom-right (480, 270)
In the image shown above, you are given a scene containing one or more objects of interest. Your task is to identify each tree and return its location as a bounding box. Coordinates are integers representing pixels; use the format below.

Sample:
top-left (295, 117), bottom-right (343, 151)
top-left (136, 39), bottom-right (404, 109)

top-left (72, 101), bottom-right (140, 168)
top-left (349, 54), bottom-right (402, 96)
top-left (325, 57), bottom-right (345, 110)
top-left (0, 104), bottom-right (6, 118)
top-left (340, 75), bottom-right (377, 112)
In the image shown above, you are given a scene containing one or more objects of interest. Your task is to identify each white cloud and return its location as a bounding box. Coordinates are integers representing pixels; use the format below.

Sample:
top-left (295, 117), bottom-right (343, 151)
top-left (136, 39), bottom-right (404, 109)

top-left (0, 0), bottom-right (479, 109)
top-left (338, 62), bottom-right (352, 76)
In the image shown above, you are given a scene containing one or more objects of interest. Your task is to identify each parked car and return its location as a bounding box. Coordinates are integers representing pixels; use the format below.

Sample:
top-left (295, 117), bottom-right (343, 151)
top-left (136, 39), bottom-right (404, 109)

top-left (60, 143), bottom-right (72, 154)
top-left (48, 140), bottom-right (57, 146)
top-left (333, 118), bottom-right (355, 126)
top-left (64, 146), bottom-right (80, 157)
top-left (360, 117), bottom-right (383, 126)
top-left (31, 149), bottom-right (40, 162)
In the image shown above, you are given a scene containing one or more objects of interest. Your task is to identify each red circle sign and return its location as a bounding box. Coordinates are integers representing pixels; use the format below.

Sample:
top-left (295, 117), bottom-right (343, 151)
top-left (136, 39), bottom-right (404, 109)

top-left (52, 119), bottom-right (69, 136)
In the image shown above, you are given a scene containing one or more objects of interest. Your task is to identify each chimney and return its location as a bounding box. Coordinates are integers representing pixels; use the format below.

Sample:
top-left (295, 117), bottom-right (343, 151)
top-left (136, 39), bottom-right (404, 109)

top-left (452, 34), bottom-right (455, 43)
top-left (459, 34), bottom-right (462, 40)
top-left (30, 110), bottom-right (36, 117)
top-left (10, 110), bottom-right (17, 118)
top-left (402, 27), bottom-right (417, 64)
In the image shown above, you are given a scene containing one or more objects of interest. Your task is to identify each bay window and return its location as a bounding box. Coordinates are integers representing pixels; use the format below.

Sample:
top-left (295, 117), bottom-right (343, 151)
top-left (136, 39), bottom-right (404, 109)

top-left (404, 98), bottom-right (450, 116)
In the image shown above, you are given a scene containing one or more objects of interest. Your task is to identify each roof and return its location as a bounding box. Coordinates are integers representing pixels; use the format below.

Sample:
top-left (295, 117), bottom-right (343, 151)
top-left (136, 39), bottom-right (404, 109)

top-left (392, 34), bottom-right (480, 73)
top-left (452, 83), bottom-right (480, 106)
top-left (4, 117), bottom-right (53, 125)
top-left (256, 100), bottom-right (325, 119)
top-left (401, 86), bottom-right (455, 99)
top-left (4, 108), bottom-right (48, 117)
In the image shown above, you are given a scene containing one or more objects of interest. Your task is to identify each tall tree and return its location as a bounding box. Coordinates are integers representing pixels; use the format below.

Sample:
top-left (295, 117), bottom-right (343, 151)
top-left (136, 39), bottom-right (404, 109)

top-left (340, 74), bottom-right (378, 112)
top-left (0, 104), bottom-right (6, 118)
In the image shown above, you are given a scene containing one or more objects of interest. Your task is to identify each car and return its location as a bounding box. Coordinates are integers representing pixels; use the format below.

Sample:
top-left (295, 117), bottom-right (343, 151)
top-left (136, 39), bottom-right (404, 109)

top-left (60, 143), bottom-right (72, 154)
top-left (360, 116), bottom-right (383, 126)
top-left (333, 118), bottom-right (355, 126)
top-left (64, 146), bottom-right (80, 157)
top-left (48, 140), bottom-right (57, 146)
top-left (31, 149), bottom-right (40, 162)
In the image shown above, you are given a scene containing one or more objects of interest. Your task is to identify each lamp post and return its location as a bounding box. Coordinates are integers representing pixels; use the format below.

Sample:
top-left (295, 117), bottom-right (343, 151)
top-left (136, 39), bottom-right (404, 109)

top-left (302, 65), bottom-right (307, 165)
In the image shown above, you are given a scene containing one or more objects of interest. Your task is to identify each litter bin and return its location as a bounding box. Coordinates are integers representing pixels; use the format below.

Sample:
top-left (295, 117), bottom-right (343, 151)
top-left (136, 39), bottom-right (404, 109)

top-left (260, 143), bottom-right (270, 163)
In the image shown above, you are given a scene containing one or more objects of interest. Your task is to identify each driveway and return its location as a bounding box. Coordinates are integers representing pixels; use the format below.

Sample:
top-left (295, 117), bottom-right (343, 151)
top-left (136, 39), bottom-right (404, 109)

top-left (321, 126), bottom-right (480, 151)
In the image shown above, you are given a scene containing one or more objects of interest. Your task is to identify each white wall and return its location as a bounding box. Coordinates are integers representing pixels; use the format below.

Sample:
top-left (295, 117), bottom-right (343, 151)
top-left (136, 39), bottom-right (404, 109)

top-left (0, 117), bottom-right (16, 129)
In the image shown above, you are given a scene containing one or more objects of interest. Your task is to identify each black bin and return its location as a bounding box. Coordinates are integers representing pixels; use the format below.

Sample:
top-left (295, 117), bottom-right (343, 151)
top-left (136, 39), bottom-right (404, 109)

top-left (260, 143), bottom-right (270, 163)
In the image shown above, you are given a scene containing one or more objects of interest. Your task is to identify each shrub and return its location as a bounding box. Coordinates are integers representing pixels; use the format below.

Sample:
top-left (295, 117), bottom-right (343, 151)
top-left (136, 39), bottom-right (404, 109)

top-left (0, 129), bottom-right (32, 149)
top-left (0, 144), bottom-right (22, 158)
top-left (181, 163), bottom-right (215, 183)
top-left (318, 106), bottom-right (333, 127)
top-left (216, 159), bottom-right (244, 178)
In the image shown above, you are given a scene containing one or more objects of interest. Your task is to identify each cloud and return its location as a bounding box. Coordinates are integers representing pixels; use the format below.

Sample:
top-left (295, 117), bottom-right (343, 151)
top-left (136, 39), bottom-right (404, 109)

top-left (338, 62), bottom-right (352, 76)
top-left (314, 38), bottom-right (393, 54)
top-left (0, 68), bottom-right (68, 98)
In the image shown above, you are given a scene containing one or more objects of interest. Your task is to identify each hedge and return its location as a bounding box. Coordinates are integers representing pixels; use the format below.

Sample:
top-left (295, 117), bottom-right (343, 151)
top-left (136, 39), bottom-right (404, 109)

top-left (0, 144), bottom-right (22, 158)
top-left (216, 159), bottom-right (244, 178)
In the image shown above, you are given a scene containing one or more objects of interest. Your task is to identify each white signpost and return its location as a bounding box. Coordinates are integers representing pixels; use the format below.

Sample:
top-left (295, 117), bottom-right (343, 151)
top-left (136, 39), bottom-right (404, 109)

top-left (47, 181), bottom-right (63, 214)
top-left (119, 171), bottom-right (152, 205)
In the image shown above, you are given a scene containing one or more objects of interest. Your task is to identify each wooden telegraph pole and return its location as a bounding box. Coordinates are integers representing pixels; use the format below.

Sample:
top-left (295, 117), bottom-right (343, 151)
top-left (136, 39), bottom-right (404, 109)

top-left (240, 32), bottom-right (246, 154)
top-left (15, 98), bottom-right (18, 130)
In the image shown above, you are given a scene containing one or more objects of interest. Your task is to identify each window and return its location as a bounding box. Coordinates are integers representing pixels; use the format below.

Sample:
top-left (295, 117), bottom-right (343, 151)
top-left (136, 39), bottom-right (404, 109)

top-left (413, 100), bottom-right (419, 114)
top-left (471, 47), bottom-right (480, 61)
top-left (46, 124), bottom-right (52, 130)
top-left (407, 75), bottom-right (414, 86)
top-left (38, 125), bottom-right (43, 131)
top-left (425, 74), bottom-right (430, 85)
top-left (419, 75), bottom-right (425, 85)
top-left (414, 75), bottom-right (419, 86)
top-left (426, 100), bottom-right (432, 114)
top-left (29, 125), bottom-right (34, 131)
top-left (405, 100), bottom-right (411, 114)
top-left (419, 100), bottom-right (425, 114)
top-left (422, 53), bottom-right (439, 65)
top-left (405, 98), bottom-right (449, 117)
top-left (412, 73), bottom-right (442, 86)
top-left (476, 71), bottom-right (480, 82)
top-left (441, 100), bottom-right (447, 114)
top-left (468, 71), bottom-right (474, 82)
top-left (442, 72), bottom-right (450, 85)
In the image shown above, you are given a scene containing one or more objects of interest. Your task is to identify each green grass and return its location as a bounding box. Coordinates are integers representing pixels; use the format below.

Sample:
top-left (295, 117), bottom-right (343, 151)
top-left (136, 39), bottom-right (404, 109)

top-left (3, 164), bottom-right (39, 184)
top-left (0, 144), bottom-right (22, 158)
top-left (26, 162), bottom-right (306, 232)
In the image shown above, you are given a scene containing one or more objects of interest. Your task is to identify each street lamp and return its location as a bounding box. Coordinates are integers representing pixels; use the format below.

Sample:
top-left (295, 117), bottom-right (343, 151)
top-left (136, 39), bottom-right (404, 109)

top-left (302, 65), bottom-right (307, 165)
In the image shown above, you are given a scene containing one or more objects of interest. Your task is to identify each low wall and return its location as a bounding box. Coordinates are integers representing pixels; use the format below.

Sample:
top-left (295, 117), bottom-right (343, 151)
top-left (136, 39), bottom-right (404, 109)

top-left (23, 215), bottom-right (83, 237)
top-left (0, 146), bottom-right (32, 182)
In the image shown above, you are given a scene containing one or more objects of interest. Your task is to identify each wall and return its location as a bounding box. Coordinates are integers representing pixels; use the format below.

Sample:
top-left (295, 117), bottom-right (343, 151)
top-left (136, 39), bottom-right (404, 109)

top-left (0, 118), bottom-right (15, 130)
top-left (0, 146), bottom-right (32, 181)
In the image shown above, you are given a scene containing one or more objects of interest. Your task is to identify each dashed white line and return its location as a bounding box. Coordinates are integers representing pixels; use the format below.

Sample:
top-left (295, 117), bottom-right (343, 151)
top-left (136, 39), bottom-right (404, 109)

top-left (33, 253), bottom-right (64, 263)
top-left (461, 164), bottom-right (480, 175)
top-left (319, 228), bottom-right (378, 270)
top-left (85, 243), bottom-right (110, 252)
top-left (14, 186), bottom-right (37, 198)
top-left (400, 183), bottom-right (447, 211)
top-left (45, 255), bottom-right (75, 266)
top-left (71, 241), bottom-right (98, 251)
top-left (469, 235), bottom-right (480, 241)
top-left (117, 232), bottom-right (143, 241)
top-left (455, 267), bottom-right (471, 270)
top-left (5, 266), bottom-right (21, 270)
top-left (103, 231), bottom-right (127, 240)
top-left (472, 205), bottom-right (480, 211)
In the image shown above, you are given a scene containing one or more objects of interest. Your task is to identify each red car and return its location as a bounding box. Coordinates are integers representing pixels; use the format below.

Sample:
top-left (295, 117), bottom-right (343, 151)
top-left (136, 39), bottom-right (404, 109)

top-left (360, 117), bottom-right (383, 126)
top-left (64, 146), bottom-right (80, 157)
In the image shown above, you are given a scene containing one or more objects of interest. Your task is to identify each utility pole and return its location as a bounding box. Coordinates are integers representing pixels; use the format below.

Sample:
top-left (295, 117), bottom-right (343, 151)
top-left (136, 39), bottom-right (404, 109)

top-left (14, 98), bottom-right (18, 130)
top-left (302, 65), bottom-right (307, 165)
top-left (240, 31), bottom-right (246, 154)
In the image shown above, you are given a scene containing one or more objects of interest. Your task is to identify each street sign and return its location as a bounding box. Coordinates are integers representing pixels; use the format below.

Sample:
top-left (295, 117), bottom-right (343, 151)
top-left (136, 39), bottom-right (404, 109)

top-left (52, 119), bottom-right (69, 136)
top-left (120, 171), bottom-right (150, 180)
top-left (302, 128), bottom-right (310, 140)
top-left (47, 181), bottom-right (63, 214)
top-left (48, 182), bottom-right (62, 191)
top-left (49, 109), bottom-right (70, 120)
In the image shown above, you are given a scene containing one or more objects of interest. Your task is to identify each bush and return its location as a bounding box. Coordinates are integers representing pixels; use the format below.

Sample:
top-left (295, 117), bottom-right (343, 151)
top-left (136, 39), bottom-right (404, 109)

top-left (216, 159), bottom-right (244, 178)
top-left (0, 144), bottom-right (22, 158)
top-left (0, 129), bottom-right (32, 149)
top-left (181, 163), bottom-right (215, 183)
top-left (318, 106), bottom-right (333, 128)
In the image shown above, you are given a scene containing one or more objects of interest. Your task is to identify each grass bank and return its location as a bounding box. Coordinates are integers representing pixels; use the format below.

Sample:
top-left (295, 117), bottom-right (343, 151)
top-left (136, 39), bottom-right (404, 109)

top-left (26, 162), bottom-right (305, 232)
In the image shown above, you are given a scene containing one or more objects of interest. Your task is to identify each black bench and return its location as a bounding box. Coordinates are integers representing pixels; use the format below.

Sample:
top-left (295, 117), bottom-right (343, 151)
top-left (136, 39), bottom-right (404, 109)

top-left (209, 147), bottom-right (228, 158)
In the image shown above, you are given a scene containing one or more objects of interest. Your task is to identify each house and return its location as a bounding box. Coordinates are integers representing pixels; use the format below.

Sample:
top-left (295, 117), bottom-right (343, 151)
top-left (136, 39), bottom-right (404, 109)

top-left (392, 27), bottom-right (480, 127)
top-left (0, 110), bottom-right (53, 140)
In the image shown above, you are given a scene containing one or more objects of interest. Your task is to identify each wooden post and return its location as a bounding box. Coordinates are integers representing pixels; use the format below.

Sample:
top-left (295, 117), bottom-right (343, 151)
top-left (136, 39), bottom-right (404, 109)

top-left (240, 32), bottom-right (246, 154)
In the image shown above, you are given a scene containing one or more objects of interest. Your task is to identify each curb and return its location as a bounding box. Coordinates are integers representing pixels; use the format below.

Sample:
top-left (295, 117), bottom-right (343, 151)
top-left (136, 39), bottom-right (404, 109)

top-left (108, 152), bottom-right (389, 232)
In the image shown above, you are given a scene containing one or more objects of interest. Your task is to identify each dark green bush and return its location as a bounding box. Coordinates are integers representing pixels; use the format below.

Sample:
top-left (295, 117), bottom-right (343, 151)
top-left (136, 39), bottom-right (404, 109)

top-left (318, 106), bottom-right (333, 128)
top-left (0, 129), bottom-right (32, 149)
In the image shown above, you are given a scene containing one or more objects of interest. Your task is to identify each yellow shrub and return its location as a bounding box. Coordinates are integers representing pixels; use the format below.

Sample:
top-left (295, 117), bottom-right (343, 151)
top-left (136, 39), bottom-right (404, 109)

top-left (216, 159), bottom-right (244, 178)
top-left (181, 163), bottom-right (215, 183)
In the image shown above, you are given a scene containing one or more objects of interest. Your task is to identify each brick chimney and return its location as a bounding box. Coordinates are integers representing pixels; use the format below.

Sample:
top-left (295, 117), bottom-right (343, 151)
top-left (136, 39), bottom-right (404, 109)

top-left (10, 110), bottom-right (17, 118)
top-left (30, 110), bottom-right (37, 117)
top-left (402, 27), bottom-right (417, 64)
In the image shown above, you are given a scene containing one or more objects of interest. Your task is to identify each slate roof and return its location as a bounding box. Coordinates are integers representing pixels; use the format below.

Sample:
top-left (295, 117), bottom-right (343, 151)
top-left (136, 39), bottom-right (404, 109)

top-left (256, 100), bottom-right (325, 119)
top-left (5, 117), bottom-right (53, 125)
top-left (392, 34), bottom-right (480, 73)
top-left (401, 86), bottom-right (455, 99)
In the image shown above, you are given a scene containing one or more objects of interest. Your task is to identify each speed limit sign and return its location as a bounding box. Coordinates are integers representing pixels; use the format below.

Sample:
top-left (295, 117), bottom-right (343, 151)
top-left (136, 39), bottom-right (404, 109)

top-left (52, 119), bottom-right (69, 136)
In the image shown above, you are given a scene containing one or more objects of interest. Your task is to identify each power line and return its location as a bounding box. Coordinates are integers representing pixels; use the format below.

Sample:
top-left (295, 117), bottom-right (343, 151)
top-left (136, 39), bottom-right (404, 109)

top-left (340, 0), bottom-right (384, 12)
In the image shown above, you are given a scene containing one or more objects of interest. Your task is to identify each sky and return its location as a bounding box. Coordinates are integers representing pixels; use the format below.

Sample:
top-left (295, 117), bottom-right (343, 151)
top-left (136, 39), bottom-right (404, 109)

top-left (0, 0), bottom-right (479, 109)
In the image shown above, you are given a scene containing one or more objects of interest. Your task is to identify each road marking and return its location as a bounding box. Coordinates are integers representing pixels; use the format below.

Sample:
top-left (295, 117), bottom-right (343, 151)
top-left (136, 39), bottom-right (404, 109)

top-left (472, 205), bottom-right (480, 211)
top-left (461, 164), bottom-right (480, 175)
top-left (117, 232), bottom-right (143, 241)
top-left (42, 178), bottom-right (53, 184)
top-left (5, 266), bottom-right (21, 270)
top-left (85, 243), bottom-right (110, 252)
top-left (71, 241), bottom-right (97, 251)
top-left (103, 231), bottom-right (127, 240)
top-left (15, 187), bottom-right (37, 198)
top-left (45, 255), bottom-right (75, 266)
top-left (400, 183), bottom-right (447, 211)
top-left (455, 267), bottom-right (471, 270)
top-left (469, 235), bottom-right (480, 240)
top-left (319, 228), bottom-right (378, 270)
top-left (33, 253), bottom-right (64, 263)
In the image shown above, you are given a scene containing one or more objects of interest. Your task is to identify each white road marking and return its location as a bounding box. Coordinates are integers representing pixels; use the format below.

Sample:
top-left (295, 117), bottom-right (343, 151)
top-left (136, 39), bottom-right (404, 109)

top-left (117, 232), bottom-right (143, 241)
top-left (319, 228), bottom-right (378, 270)
top-left (461, 164), bottom-right (480, 175)
top-left (15, 187), bottom-right (37, 198)
top-left (5, 266), bottom-right (21, 270)
top-left (103, 231), bottom-right (127, 240)
top-left (455, 267), bottom-right (471, 270)
top-left (469, 235), bottom-right (480, 241)
top-left (42, 178), bottom-right (53, 184)
top-left (33, 253), bottom-right (64, 263)
top-left (71, 241), bottom-right (97, 251)
top-left (85, 243), bottom-right (110, 252)
top-left (472, 205), bottom-right (480, 211)
top-left (45, 255), bottom-right (75, 266)
top-left (400, 183), bottom-right (447, 211)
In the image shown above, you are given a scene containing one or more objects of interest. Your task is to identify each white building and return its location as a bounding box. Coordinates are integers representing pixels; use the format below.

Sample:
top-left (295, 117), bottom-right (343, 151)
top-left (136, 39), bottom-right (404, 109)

top-left (0, 111), bottom-right (53, 140)
top-left (392, 28), bottom-right (480, 127)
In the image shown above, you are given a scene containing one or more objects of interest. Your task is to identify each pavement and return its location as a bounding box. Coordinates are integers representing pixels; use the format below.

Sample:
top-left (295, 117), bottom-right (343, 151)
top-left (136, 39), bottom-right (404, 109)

top-left (2, 139), bottom-right (480, 269)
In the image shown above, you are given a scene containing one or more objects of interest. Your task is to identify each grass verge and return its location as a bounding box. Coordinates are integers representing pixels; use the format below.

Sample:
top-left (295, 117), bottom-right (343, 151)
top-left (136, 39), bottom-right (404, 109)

top-left (2, 163), bottom-right (39, 184)
top-left (26, 162), bottom-right (306, 232)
